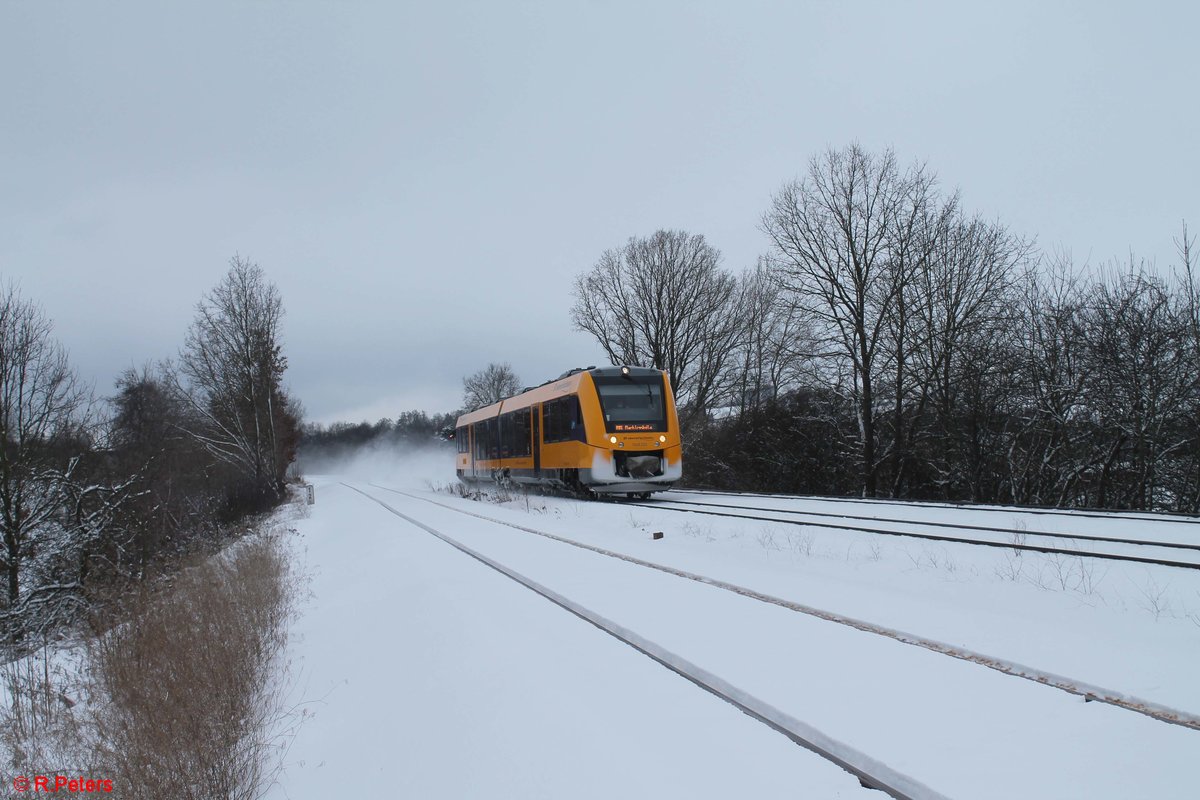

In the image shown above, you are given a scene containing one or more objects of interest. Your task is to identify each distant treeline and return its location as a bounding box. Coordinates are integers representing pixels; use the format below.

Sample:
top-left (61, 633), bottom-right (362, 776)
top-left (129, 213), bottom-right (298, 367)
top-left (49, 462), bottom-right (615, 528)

top-left (298, 410), bottom-right (457, 472)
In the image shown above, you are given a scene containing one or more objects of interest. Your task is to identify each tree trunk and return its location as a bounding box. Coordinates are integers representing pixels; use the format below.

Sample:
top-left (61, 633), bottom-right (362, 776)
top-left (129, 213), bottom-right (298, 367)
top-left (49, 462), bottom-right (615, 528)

top-left (860, 369), bottom-right (877, 497)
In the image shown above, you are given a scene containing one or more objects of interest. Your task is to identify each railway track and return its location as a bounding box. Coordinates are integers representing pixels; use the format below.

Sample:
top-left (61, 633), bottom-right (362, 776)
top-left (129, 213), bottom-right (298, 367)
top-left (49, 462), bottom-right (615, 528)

top-left (674, 487), bottom-right (1200, 525)
top-left (627, 496), bottom-right (1200, 572)
top-left (661, 492), bottom-right (1200, 551)
top-left (367, 481), bottom-right (1200, 732)
top-left (346, 482), bottom-right (950, 800)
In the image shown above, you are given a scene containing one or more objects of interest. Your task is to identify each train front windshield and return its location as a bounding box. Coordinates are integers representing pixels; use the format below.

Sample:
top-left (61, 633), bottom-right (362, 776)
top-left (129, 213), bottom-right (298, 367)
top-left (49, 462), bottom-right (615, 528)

top-left (594, 376), bottom-right (666, 433)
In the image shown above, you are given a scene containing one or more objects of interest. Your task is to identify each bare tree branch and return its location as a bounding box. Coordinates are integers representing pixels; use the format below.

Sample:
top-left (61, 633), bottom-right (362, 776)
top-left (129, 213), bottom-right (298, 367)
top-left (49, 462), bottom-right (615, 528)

top-left (462, 363), bottom-right (522, 410)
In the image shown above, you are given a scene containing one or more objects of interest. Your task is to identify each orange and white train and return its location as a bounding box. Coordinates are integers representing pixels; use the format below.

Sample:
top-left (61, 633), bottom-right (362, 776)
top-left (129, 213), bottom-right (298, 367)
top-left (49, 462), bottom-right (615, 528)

top-left (454, 365), bottom-right (682, 497)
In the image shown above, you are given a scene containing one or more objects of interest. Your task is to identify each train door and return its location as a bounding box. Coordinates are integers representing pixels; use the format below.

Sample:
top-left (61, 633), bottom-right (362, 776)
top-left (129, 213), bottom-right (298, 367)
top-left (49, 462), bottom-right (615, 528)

top-left (532, 406), bottom-right (541, 476)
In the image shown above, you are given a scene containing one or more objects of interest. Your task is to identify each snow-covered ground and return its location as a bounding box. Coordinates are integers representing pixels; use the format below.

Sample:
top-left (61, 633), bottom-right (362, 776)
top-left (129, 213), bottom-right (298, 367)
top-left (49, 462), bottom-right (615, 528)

top-left (270, 452), bottom-right (1200, 799)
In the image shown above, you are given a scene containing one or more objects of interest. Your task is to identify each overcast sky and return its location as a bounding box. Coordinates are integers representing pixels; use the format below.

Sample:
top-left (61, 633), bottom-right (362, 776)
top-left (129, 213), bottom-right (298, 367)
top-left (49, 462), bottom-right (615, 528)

top-left (3, 1), bottom-right (1197, 424)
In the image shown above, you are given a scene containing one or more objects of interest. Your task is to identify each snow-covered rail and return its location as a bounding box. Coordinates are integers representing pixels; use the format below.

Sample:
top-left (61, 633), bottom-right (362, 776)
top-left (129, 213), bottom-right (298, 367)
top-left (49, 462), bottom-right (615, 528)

top-left (345, 482), bottom-right (949, 800)
top-left (632, 497), bottom-right (1200, 571)
top-left (673, 488), bottom-right (1200, 525)
top-left (659, 493), bottom-right (1200, 551)
top-left (369, 482), bottom-right (1200, 732)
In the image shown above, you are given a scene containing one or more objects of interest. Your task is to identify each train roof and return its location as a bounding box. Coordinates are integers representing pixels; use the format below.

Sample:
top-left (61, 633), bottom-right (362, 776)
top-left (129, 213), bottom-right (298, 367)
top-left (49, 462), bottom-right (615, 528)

top-left (455, 365), bottom-right (665, 426)
top-left (587, 365), bottom-right (662, 379)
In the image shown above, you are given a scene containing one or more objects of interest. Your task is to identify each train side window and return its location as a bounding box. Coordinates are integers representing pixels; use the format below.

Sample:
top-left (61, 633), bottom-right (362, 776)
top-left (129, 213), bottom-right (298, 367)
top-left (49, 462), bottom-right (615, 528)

top-left (473, 420), bottom-right (485, 459)
top-left (544, 398), bottom-right (563, 443)
top-left (497, 409), bottom-right (531, 458)
top-left (513, 408), bottom-right (531, 457)
top-left (474, 417), bottom-right (499, 460)
top-left (520, 409), bottom-right (532, 457)
top-left (568, 395), bottom-right (584, 440)
top-left (544, 395), bottom-right (585, 443)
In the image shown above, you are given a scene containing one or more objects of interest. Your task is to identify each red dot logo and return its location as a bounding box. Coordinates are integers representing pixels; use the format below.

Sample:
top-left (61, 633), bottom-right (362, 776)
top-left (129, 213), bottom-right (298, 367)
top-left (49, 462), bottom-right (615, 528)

top-left (13, 775), bottom-right (31, 792)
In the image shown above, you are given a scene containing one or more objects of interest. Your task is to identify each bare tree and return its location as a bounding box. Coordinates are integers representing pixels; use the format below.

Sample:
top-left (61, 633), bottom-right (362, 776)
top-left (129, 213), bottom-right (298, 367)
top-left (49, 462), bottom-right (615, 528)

top-left (462, 362), bottom-right (521, 410)
top-left (907, 214), bottom-right (1029, 495)
top-left (1005, 257), bottom-right (1091, 505)
top-left (877, 183), bottom-right (958, 497)
top-left (109, 365), bottom-right (213, 572)
top-left (1176, 221), bottom-right (1199, 362)
top-left (1173, 222), bottom-right (1200, 509)
top-left (0, 284), bottom-right (89, 622)
top-left (1082, 266), bottom-right (1195, 508)
top-left (172, 257), bottom-right (293, 504)
top-left (762, 144), bottom-right (940, 496)
top-left (570, 229), bottom-right (742, 425)
top-left (731, 259), bottom-right (814, 414)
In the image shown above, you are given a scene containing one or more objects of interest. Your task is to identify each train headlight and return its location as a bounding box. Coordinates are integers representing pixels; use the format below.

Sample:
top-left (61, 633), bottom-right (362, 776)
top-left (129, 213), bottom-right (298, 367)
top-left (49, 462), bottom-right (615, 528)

top-left (609, 436), bottom-right (618, 444)
top-left (621, 365), bottom-right (630, 375)
top-left (658, 434), bottom-right (667, 443)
